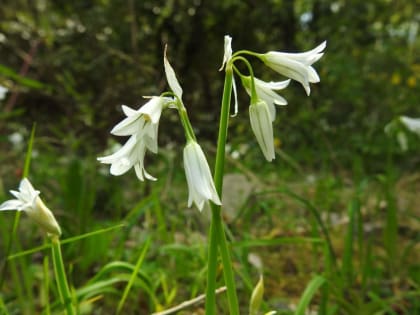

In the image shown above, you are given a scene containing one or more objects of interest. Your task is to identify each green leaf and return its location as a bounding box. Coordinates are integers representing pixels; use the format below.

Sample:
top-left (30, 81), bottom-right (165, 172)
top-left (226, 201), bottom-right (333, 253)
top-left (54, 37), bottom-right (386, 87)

top-left (295, 275), bottom-right (326, 315)
top-left (0, 64), bottom-right (46, 89)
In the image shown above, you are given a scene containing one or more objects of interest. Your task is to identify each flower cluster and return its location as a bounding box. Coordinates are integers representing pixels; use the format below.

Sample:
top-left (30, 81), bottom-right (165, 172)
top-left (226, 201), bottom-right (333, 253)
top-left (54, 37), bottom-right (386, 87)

top-left (221, 35), bottom-right (326, 161)
top-left (98, 36), bottom-right (325, 210)
top-left (98, 48), bottom-right (221, 211)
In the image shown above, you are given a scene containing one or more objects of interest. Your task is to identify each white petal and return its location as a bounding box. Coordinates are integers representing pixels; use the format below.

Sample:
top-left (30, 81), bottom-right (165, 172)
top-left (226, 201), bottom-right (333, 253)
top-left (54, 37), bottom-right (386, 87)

top-left (110, 157), bottom-right (134, 176)
top-left (257, 84), bottom-right (288, 106)
top-left (400, 116), bottom-right (420, 136)
top-left (307, 66), bottom-right (320, 83)
top-left (121, 105), bottom-right (138, 117)
top-left (183, 142), bottom-right (221, 210)
top-left (243, 77), bottom-right (288, 121)
top-left (231, 75), bottom-right (239, 117)
top-left (111, 114), bottom-right (143, 136)
top-left (264, 55), bottom-right (310, 94)
top-left (219, 35), bottom-right (233, 71)
top-left (97, 135), bottom-right (138, 164)
top-left (249, 101), bottom-right (275, 161)
top-left (257, 78), bottom-right (291, 90)
top-left (19, 178), bottom-right (38, 197)
top-left (133, 142), bottom-right (156, 181)
top-left (27, 197), bottom-right (62, 236)
top-left (164, 46), bottom-right (183, 100)
top-left (138, 97), bottom-right (164, 123)
top-left (273, 41), bottom-right (326, 64)
top-left (0, 199), bottom-right (24, 211)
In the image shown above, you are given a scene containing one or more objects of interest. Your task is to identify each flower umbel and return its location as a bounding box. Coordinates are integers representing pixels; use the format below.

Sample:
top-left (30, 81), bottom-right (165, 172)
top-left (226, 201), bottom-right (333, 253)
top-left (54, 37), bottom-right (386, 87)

top-left (249, 100), bottom-right (275, 162)
top-left (183, 141), bottom-right (221, 211)
top-left (0, 178), bottom-right (61, 236)
top-left (259, 41), bottom-right (326, 95)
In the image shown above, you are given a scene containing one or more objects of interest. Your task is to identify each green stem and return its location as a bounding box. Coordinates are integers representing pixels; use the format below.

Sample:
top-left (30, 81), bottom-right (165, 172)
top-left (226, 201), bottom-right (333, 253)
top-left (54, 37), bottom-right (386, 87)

top-left (51, 236), bottom-right (76, 315)
top-left (205, 65), bottom-right (239, 315)
top-left (204, 214), bottom-right (219, 315)
top-left (232, 56), bottom-right (257, 103)
top-left (0, 212), bottom-right (21, 289)
top-left (178, 104), bottom-right (197, 142)
top-left (214, 211), bottom-right (239, 315)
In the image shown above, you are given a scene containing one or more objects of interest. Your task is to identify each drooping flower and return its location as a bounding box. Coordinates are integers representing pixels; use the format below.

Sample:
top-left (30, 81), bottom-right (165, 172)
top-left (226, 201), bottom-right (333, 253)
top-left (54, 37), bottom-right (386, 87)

top-left (97, 133), bottom-right (156, 181)
top-left (249, 100), bottom-right (275, 161)
top-left (111, 97), bottom-right (169, 153)
top-left (400, 116), bottom-right (420, 137)
top-left (0, 178), bottom-right (61, 236)
top-left (241, 76), bottom-right (290, 121)
top-left (258, 41), bottom-right (326, 95)
top-left (183, 141), bottom-right (221, 210)
top-left (98, 96), bottom-right (172, 180)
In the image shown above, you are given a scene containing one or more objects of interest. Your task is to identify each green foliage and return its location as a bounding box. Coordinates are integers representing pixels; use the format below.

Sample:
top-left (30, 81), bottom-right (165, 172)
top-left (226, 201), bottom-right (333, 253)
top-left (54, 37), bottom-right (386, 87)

top-left (0, 0), bottom-right (419, 314)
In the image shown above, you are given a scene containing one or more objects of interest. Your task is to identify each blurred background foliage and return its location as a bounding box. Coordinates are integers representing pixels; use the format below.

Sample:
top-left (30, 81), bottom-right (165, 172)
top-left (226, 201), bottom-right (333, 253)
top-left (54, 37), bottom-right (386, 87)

top-left (0, 0), bottom-right (419, 314)
top-left (0, 0), bottom-right (418, 165)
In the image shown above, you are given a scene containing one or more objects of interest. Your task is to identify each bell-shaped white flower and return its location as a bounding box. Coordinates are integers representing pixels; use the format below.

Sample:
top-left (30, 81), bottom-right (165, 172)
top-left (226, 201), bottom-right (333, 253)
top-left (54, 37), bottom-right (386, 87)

top-left (111, 97), bottom-right (169, 153)
top-left (242, 76), bottom-right (290, 121)
top-left (400, 116), bottom-right (420, 137)
top-left (249, 100), bottom-right (275, 162)
top-left (98, 134), bottom-right (156, 181)
top-left (183, 141), bottom-right (221, 211)
top-left (0, 178), bottom-right (61, 236)
top-left (259, 41), bottom-right (326, 95)
top-left (98, 96), bottom-right (172, 180)
top-left (164, 46), bottom-right (183, 100)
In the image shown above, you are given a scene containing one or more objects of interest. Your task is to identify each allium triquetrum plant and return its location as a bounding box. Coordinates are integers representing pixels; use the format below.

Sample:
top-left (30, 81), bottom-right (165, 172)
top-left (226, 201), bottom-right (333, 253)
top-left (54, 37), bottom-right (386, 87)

top-left (0, 178), bottom-right (76, 315)
top-left (98, 36), bottom-right (325, 314)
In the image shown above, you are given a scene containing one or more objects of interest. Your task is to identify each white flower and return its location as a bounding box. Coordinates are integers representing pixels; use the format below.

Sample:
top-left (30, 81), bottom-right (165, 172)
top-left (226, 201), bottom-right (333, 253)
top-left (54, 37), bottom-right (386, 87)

top-left (242, 76), bottom-right (290, 121)
top-left (260, 41), bottom-right (326, 95)
top-left (0, 85), bottom-right (8, 101)
top-left (249, 100), bottom-right (275, 161)
top-left (183, 141), bottom-right (221, 210)
top-left (219, 35), bottom-right (233, 71)
top-left (164, 46), bottom-right (183, 100)
top-left (111, 97), bottom-right (168, 153)
top-left (98, 96), bottom-right (172, 181)
top-left (218, 35), bottom-right (239, 116)
top-left (98, 134), bottom-right (156, 181)
top-left (0, 178), bottom-right (61, 236)
top-left (400, 116), bottom-right (420, 137)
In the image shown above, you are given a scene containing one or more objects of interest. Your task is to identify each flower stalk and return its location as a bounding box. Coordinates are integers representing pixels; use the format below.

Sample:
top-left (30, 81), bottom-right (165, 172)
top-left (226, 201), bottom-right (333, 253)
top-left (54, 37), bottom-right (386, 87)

top-left (205, 65), bottom-right (240, 315)
top-left (51, 235), bottom-right (76, 315)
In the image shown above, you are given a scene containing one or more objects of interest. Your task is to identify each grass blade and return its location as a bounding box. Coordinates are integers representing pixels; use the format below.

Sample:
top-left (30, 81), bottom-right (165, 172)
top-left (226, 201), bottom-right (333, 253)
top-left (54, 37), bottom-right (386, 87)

top-left (117, 236), bottom-right (151, 313)
top-left (295, 275), bottom-right (326, 315)
top-left (8, 223), bottom-right (125, 260)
